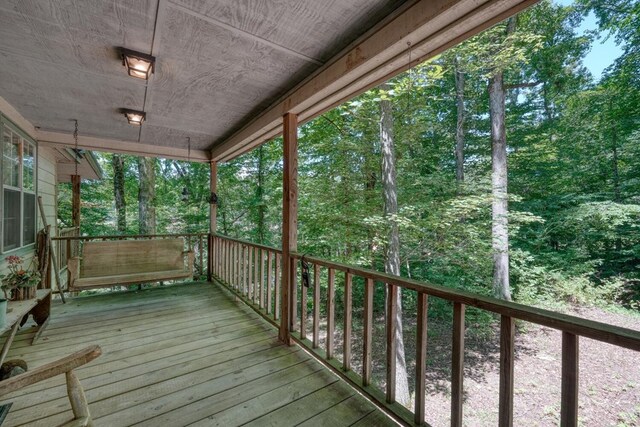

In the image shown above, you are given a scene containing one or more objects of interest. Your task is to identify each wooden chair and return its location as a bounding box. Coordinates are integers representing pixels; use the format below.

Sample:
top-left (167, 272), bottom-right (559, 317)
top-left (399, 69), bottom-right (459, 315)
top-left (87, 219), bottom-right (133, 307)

top-left (0, 345), bottom-right (101, 427)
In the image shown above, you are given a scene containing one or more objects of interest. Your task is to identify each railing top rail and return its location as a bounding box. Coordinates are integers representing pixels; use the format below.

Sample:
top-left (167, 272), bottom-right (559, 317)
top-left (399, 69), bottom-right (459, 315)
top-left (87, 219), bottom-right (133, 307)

top-left (52, 232), bottom-right (208, 241)
top-left (214, 234), bottom-right (283, 255)
top-left (290, 251), bottom-right (640, 352)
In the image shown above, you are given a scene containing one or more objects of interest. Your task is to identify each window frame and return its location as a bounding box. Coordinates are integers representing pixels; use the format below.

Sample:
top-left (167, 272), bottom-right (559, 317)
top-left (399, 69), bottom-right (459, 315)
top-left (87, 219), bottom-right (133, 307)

top-left (1, 115), bottom-right (38, 254)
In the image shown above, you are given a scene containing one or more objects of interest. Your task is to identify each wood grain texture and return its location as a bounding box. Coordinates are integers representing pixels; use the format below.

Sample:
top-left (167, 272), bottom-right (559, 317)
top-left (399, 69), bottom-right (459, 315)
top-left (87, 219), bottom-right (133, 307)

top-left (415, 292), bottom-right (427, 425)
top-left (561, 332), bottom-right (579, 427)
top-left (362, 278), bottom-right (374, 386)
top-left (0, 283), bottom-right (395, 426)
top-left (451, 302), bottom-right (465, 427)
top-left (279, 113), bottom-right (298, 344)
top-left (499, 315), bottom-right (515, 427)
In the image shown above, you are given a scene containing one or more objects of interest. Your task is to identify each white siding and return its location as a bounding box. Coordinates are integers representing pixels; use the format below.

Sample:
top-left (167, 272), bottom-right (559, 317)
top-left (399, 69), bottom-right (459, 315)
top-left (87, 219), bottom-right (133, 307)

top-left (0, 143), bottom-right (57, 277)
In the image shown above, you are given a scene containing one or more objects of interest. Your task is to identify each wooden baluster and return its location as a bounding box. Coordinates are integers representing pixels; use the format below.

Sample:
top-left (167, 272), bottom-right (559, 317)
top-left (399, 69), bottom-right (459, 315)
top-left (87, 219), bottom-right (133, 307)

top-left (561, 332), bottom-right (579, 427)
top-left (235, 242), bottom-right (240, 289)
top-left (259, 249), bottom-right (265, 309)
top-left (326, 268), bottom-right (335, 359)
top-left (499, 315), bottom-right (515, 427)
top-left (254, 247), bottom-right (260, 305)
top-left (66, 239), bottom-right (71, 286)
top-left (227, 240), bottom-right (232, 285)
top-left (199, 234), bottom-right (204, 278)
top-left (451, 302), bottom-right (465, 427)
top-left (274, 253), bottom-right (280, 320)
top-left (247, 245), bottom-right (253, 300)
top-left (312, 264), bottom-right (320, 349)
top-left (415, 292), bottom-right (428, 425)
top-left (386, 283), bottom-right (398, 403)
top-left (291, 258), bottom-right (298, 333)
top-left (363, 278), bottom-right (374, 386)
top-left (222, 240), bottom-right (226, 283)
top-left (231, 242), bottom-right (235, 288)
top-left (343, 272), bottom-right (352, 371)
top-left (267, 251), bottom-right (273, 315)
top-left (237, 243), bottom-right (241, 290)
top-left (238, 245), bottom-right (243, 294)
top-left (300, 259), bottom-right (308, 341)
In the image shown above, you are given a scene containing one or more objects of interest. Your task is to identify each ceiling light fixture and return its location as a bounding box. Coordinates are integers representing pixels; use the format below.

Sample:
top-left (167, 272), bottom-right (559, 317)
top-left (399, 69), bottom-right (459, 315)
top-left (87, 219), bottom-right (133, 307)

top-left (121, 108), bottom-right (146, 126)
top-left (119, 47), bottom-right (155, 80)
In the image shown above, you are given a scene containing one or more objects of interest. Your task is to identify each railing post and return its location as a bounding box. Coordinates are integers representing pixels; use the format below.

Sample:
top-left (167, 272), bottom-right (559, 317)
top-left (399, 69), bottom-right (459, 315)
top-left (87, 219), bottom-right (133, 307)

top-left (280, 112), bottom-right (298, 345)
top-left (415, 292), bottom-right (428, 425)
top-left (451, 302), bottom-right (465, 427)
top-left (386, 283), bottom-right (398, 403)
top-left (561, 332), bottom-right (579, 427)
top-left (363, 278), bottom-right (374, 386)
top-left (499, 315), bottom-right (515, 427)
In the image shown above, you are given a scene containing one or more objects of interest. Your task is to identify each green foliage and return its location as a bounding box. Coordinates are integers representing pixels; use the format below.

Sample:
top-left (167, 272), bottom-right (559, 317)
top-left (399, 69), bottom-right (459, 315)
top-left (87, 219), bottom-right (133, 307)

top-left (66, 1), bottom-right (640, 314)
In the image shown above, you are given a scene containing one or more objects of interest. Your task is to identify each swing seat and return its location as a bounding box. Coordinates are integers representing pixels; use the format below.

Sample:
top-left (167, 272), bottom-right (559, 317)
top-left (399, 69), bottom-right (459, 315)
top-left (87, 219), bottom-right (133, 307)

top-left (67, 238), bottom-right (194, 291)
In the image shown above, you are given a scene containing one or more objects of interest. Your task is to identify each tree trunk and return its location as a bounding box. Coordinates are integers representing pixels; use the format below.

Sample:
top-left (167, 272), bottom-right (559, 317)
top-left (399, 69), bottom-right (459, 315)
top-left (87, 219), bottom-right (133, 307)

top-left (379, 83), bottom-right (411, 406)
top-left (112, 154), bottom-right (126, 233)
top-left (454, 58), bottom-right (465, 185)
top-left (489, 71), bottom-right (511, 301)
top-left (137, 157), bottom-right (156, 235)
top-left (256, 146), bottom-right (266, 244)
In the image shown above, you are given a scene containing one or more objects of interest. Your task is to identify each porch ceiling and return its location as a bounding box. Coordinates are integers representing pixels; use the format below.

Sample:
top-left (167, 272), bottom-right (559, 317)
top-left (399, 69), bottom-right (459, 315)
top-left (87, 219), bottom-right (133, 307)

top-left (0, 0), bottom-right (405, 158)
top-left (0, 0), bottom-right (537, 162)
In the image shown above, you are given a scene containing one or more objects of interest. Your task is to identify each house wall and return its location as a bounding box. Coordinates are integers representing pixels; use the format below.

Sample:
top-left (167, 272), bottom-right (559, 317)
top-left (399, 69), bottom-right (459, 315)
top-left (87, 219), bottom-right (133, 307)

top-left (0, 110), bottom-right (57, 279)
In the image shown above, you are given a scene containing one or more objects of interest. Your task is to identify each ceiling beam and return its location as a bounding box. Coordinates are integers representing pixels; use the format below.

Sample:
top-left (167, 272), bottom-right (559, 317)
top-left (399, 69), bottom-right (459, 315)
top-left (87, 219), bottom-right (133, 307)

top-left (38, 131), bottom-right (210, 162)
top-left (210, 0), bottom-right (538, 162)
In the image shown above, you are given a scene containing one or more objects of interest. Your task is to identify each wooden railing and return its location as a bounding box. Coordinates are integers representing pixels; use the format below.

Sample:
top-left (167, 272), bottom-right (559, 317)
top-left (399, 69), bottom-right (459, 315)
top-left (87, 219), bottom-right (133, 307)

top-left (211, 235), bottom-right (282, 326)
top-left (52, 233), bottom-right (210, 284)
top-left (211, 234), bottom-right (640, 427)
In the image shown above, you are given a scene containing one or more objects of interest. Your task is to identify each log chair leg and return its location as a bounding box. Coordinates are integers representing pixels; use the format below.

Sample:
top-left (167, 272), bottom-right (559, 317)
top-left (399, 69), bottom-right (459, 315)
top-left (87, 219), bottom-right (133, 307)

top-left (65, 370), bottom-right (91, 423)
top-left (0, 322), bottom-right (20, 367)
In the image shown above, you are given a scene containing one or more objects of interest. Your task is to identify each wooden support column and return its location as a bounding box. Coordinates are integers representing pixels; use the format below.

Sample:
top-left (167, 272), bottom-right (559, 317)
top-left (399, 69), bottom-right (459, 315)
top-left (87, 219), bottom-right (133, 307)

top-left (279, 112), bottom-right (298, 345)
top-left (71, 175), bottom-right (81, 228)
top-left (209, 161), bottom-right (217, 282)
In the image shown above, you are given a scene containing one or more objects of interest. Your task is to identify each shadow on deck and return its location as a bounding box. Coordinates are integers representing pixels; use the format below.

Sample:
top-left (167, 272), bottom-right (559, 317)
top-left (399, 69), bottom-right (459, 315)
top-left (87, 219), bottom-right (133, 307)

top-left (0, 283), bottom-right (396, 426)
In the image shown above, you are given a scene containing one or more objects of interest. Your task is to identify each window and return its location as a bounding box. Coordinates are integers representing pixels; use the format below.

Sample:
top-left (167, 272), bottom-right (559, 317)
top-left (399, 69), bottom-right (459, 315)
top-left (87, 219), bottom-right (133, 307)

top-left (2, 122), bottom-right (36, 252)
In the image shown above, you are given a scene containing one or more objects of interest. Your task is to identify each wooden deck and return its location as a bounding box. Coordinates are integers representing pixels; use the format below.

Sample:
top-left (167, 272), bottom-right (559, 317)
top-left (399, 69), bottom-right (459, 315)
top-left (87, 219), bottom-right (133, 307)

top-left (0, 283), bottom-right (396, 426)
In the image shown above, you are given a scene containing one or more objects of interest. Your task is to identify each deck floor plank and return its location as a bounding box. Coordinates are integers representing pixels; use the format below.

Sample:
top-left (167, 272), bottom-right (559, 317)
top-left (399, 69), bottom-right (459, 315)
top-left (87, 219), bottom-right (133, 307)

top-left (0, 282), bottom-right (396, 427)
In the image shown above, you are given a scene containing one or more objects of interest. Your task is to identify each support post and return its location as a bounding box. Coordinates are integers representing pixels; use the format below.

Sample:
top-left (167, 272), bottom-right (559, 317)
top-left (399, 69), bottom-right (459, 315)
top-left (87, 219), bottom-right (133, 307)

top-left (209, 161), bottom-right (217, 282)
top-left (279, 112), bottom-right (298, 345)
top-left (71, 175), bottom-right (81, 228)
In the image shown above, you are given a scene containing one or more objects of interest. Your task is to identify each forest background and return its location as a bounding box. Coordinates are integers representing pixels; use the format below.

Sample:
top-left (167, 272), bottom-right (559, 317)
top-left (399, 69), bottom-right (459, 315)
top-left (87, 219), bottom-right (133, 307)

top-left (59, 0), bottom-right (640, 313)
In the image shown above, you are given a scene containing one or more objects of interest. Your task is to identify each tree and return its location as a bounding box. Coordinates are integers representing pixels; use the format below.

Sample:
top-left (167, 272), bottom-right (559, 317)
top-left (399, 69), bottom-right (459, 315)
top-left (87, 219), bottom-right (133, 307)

top-left (379, 83), bottom-right (410, 405)
top-left (138, 157), bottom-right (156, 234)
top-left (112, 154), bottom-right (126, 233)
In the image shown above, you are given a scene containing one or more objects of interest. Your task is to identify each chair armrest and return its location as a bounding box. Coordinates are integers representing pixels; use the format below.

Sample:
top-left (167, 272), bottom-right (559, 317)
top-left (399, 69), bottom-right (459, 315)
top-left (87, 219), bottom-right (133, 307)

top-left (0, 345), bottom-right (101, 397)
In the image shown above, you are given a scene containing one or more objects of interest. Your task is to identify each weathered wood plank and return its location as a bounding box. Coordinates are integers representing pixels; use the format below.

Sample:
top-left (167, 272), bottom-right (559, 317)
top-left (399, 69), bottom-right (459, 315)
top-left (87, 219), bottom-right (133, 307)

top-left (343, 272), bottom-right (353, 372)
top-left (280, 112), bottom-right (298, 344)
top-left (451, 302), bottom-right (465, 427)
top-left (561, 332), bottom-right (579, 427)
top-left (415, 292), bottom-right (428, 425)
top-left (499, 315), bottom-right (515, 427)
top-left (363, 278), bottom-right (374, 386)
top-left (313, 263), bottom-right (320, 349)
top-left (386, 283), bottom-right (398, 403)
top-left (327, 268), bottom-right (335, 360)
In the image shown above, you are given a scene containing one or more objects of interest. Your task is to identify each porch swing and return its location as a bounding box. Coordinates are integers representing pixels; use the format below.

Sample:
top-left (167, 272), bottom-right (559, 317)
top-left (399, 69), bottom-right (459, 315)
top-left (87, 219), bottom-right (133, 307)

top-left (66, 126), bottom-right (194, 292)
